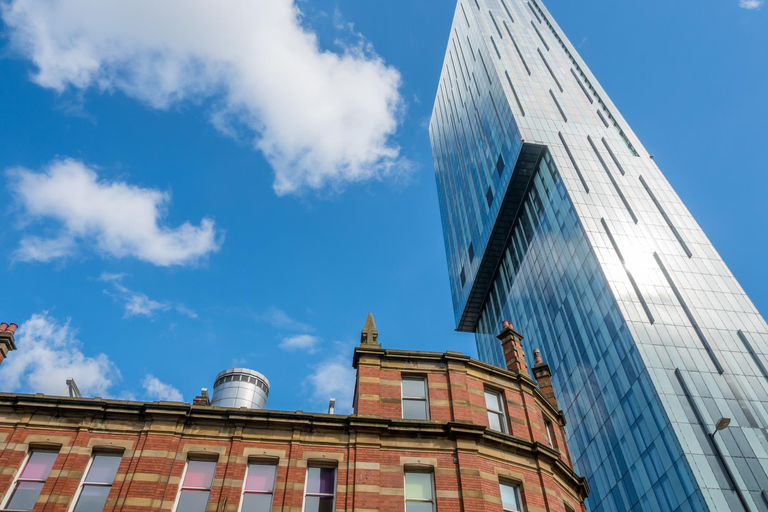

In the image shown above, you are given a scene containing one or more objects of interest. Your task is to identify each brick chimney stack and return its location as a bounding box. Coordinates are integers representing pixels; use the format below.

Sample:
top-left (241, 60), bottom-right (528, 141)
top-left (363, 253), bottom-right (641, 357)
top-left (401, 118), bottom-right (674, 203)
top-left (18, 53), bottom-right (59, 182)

top-left (532, 348), bottom-right (558, 408)
top-left (497, 321), bottom-right (527, 374)
top-left (0, 322), bottom-right (18, 366)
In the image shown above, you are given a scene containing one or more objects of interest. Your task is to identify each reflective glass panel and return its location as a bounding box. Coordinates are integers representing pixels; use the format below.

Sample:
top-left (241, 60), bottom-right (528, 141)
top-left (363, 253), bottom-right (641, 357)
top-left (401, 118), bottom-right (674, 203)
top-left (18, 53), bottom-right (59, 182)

top-left (241, 492), bottom-right (273, 512)
top-left (20, 451), bottom-right (57, 480)
top-left (402, 399), bottom-right (428, 420)
top-left (183, 460), bottom-right (216, 489)
top-left (85, 454), bottom-right (121, 484)
top-left (73, 485), bottom-right (110, 512)
top-left (304, 496), bottom-right (334, 512)
top-left (500, 483), bottom-right (521, 511)
top-left (405, 473), bottom-right (433, 500)
top-left (402, 378), bottom-right (427, 398)
top-left (406, 501), bottom-right (434, 512)
top-left (7, 481), bottom-right (44, 511)
top-left (306, 467), bottom-right (335, 495)
top-left (245, 464), bottom-right (276, 492)
top-left (176, 489), bottom-right (210, 512)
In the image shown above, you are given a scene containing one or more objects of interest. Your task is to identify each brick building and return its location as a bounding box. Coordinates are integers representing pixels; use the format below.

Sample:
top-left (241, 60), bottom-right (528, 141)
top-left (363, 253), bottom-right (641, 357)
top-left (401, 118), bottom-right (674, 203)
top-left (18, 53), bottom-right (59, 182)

top-left (0, 316), bottom-right (588, 512)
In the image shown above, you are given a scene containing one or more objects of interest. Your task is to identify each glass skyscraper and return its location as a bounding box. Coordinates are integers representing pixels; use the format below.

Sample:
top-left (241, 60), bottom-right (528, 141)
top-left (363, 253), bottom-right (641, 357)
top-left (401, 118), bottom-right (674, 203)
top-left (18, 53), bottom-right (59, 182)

top-left (429, 1), bottom-right (768, 511)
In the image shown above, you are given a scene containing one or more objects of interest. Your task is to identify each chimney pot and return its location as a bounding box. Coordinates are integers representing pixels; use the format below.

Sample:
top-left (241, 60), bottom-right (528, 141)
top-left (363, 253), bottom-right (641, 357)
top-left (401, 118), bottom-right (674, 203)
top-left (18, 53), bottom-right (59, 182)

top-left (534, 349), bottom-right (543, 365)
top-left (8, 323), bottom-right (17, 334)
top-left (502, 320), bottom-right (512, 329)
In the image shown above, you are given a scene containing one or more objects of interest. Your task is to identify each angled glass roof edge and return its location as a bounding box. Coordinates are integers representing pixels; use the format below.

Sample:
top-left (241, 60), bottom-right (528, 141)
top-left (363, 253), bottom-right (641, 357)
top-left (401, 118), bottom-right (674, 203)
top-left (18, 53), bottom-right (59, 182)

top-left (457, 143), bottom-right (547, 333)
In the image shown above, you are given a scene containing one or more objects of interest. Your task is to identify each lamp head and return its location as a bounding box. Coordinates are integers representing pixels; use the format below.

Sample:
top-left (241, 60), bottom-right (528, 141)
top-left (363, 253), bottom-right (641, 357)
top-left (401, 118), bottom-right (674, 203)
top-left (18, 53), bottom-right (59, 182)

top-left (715, 417), bottom-right (731, 432)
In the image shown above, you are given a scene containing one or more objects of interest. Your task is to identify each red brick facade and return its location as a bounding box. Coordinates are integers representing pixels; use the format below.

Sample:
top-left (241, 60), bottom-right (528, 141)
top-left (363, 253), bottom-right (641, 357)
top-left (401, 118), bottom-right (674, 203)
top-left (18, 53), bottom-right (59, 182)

top-left (0, 320), bottom-right (587, 512)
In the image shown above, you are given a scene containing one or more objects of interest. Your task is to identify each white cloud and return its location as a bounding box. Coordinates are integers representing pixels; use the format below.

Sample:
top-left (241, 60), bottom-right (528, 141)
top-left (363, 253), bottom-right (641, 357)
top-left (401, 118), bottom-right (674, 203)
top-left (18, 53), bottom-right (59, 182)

top-left (739, 0), bottom-right (763, 8)
top-left (100, 272), bottom-right (197, 318)
top-left (261, 307), bottom-right (314, 332)
top-left (142, 375), bottom-right (184, 402)
top-left (1, 0), bottom-right (407, 195)
top-left (306, 342), bottom-right (356, 413)
top-left (8, 158), bottom-right (221, 266)
top-left (279, 334), bottom-right (321, 353)
top-left (0, 313), bottom-right (120, 397)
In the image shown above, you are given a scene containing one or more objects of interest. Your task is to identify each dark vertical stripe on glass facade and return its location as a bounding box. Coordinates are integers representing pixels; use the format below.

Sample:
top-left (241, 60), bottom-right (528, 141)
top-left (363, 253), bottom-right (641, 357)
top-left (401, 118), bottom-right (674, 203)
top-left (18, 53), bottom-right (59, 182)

top-left (489, 11), bottom-right (502, 38)
top-left (639, 175), bottom-right (693, 258)
top-left (505, 71), bottom-right (525, 117)
top-left (499, 0), bottom-right (514, 22)
top-left (557, 132), bottom-right (589, 193)
top-left (596, 109), bottom-right (609, 127)
top-left (587, 135), bottom-right (638, 224)
top-left (737, 330), bottom-right (768, 381)
top-left (549, 90), bottom-right (567, 122)
top-left (656, 254), bottom-right (724, 374)
top-left (538, 48), bottom-right (562, 92)
top-left (571, 68), bottom-right (593, 104)
top-left (530, 20), bottom-right (549, 51)
top-left (478, 51), bottom-right (492, 84)
top-left (461, 3), bottom-right (470, 27)
top-left (491, 36), bottom-right (501, 59)
top-left (602, 138), bottom-right (626, 175)
top-left (601, 218), bottom-right (655, 324)
top-left (504, 21), bottom-right (530, 75)
top-left (527, 1), bottom-right (542, 23)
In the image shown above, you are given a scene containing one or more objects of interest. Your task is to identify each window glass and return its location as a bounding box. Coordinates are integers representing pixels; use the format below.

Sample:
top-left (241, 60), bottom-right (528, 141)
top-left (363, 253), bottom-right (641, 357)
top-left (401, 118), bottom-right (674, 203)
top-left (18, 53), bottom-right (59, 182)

top-left (485, 390), bottom-right (507, 433)
top-left (6, 451), bottom-right (58, 511)
top-left (73, 454), bottom-right (122, 512)
top-left (500, 482), bottom-right (521, 512)
top-left (402, 377), bottom-right (429, 420)
top-left (241, 463), bottom-right (276, 512)
top-left (175, 460), bottom-right (216, 512)
top-left (176, 490), bottom-right (211, 512)
top-left (304, 467), bottom-right (336, 512)
top-left (73, 486), bottom-right (111, 512)
top-left (402, 378), bottom-right (427, 399)
top-left (245, 464), bottom-right (276, 492)
top-left (183, 460), bottom-right (216, 489)
top-left (402, 400), bottom-right (429, 421)
top-left (405, 472), bottom-right (434, 512)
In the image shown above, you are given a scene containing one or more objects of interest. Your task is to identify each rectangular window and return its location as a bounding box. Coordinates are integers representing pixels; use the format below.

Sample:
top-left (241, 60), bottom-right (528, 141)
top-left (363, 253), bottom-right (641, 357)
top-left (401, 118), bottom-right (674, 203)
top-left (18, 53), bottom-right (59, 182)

top-left (303, 467), bottom-right (336, 512)
top-left (485, 389), bottom-right (508, 433)
top-left (175, 459), bottom-right (217, 512)
top-left (4, 450), bottom-right (58, 511)
top-left (405, 472), bottom-right (435, 512)
top-left (500, 482), bottom-right (522, 512)
top-left (241, 463), bottom-right (277, 512)
top-left (73, 453), bottom-right (122, 512)
top-left (402, 377), bottom-right (429, 420)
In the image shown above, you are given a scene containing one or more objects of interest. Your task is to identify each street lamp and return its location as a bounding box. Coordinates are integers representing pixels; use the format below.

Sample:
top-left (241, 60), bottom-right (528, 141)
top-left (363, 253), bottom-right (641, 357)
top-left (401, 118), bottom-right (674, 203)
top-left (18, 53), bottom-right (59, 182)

top-left (712, 417), bottom-right (731, 437)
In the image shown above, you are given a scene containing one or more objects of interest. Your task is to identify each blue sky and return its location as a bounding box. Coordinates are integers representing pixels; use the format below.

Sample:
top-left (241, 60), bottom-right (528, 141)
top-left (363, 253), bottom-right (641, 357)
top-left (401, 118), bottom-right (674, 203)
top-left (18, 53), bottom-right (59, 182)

top-left (0, 0), bottom-right (765, 413)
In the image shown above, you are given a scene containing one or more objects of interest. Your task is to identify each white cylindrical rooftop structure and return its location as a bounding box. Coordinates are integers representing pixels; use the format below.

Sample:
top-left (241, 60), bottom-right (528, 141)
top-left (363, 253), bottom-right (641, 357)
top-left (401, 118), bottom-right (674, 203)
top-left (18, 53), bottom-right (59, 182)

top-left (210, 368), bottom-right (269, 409)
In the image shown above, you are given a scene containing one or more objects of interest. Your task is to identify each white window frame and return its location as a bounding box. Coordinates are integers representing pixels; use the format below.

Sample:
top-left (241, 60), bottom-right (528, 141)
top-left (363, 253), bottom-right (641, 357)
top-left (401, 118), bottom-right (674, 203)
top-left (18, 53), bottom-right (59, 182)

top-left (238, 461), bottom-right (278, 512)
top-left (301, 465), bottom-right (337, 512)
top-left (68, 452), bottom-right (122, 512)
top-left (1, 449), bottom-right (59, 511)
top-left (404, 470), bottom-right (436, 512)
top-left (545, 421), bottom-right (555, 448)
top-left (499, 481), bottom-right (523, 512)
top-left (401, 376), bottom-right (430, 420)
top-left (172, 458), bottom-right (217, 512)
top-left (484, 388), bottom-right (508, 434)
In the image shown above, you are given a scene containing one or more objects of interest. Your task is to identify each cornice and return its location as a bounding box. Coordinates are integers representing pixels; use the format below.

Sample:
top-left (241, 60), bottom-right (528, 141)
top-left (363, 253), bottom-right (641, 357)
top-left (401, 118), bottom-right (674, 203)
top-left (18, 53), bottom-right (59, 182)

top-left (0, 392), bottom-right (587, 498)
